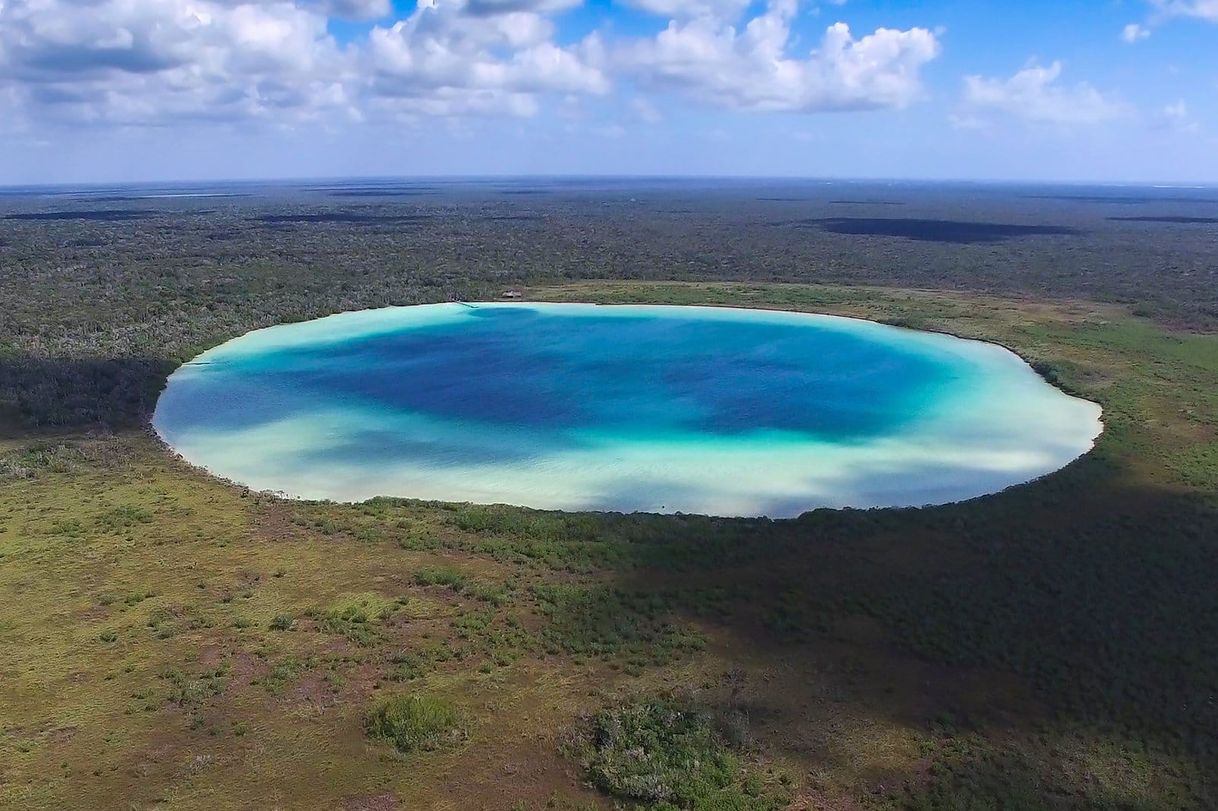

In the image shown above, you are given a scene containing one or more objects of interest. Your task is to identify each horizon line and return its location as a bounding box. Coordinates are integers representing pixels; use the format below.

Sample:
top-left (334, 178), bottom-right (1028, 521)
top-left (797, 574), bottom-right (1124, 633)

top-left (3, 173), bottom-right (1218, 192)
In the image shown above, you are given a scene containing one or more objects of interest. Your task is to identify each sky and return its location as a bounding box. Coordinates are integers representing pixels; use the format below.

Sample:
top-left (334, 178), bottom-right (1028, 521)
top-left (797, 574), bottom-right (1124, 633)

top-left (0, 0), bottom-right (1216, 184)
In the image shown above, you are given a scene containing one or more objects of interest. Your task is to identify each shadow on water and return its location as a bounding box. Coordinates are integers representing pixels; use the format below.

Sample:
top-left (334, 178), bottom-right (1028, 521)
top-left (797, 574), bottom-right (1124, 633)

top-left (791, 217), bottom-right (1081, 244)
top-left (0, 354), bottom-right (174, 433)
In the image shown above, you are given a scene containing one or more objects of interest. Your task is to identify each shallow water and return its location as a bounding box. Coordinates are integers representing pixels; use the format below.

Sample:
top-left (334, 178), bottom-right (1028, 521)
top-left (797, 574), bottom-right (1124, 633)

top-left (153, 303), bottom-right (1102, 517)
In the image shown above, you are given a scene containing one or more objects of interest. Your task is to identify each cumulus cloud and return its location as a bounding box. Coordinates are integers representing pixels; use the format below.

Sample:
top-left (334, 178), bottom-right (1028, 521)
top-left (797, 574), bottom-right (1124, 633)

top-left (364, 0), bottom-right (608, 117)
top-left (963, 62), bottom-right (1126, 126)
top-left (618, 2), bottom-right (941, 113)
top-left (0, 0), bottom-right (353, 125)
top-left (0, 0), bottom-right (609, 125)
top-left (0, 0), bottom-right (941, 130)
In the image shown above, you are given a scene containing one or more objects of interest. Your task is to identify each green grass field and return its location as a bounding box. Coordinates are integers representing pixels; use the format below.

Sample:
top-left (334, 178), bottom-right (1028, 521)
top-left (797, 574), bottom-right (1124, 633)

top-left (2, 282), bottom-right (1216, 809)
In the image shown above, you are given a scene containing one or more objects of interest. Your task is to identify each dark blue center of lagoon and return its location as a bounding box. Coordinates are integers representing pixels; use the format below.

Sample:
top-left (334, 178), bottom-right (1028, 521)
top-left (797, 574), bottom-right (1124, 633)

top-left (172, 307), bottom-right (954, 443)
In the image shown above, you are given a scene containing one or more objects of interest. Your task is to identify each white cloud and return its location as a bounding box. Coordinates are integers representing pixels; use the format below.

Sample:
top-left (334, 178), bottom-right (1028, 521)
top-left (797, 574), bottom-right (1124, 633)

top-left (1119, 2), bottom-right (1218, 43)
top-left (1150, 0), bottom-right (1218, 22)
top-left (1121, 22), bottom-right (1150, 42)
top-left (618, 3), bottom-right (941, 113)
top-left (364, 0), bottom-right (608, 117)
top-left (0, 0), bottom-right (609, 125)
top-left (0, 0), bottom-right (354, 125)
top-left (963, 62), bottom-right (1126, 126)
top-left (0, 0), bottom-right (940, 130)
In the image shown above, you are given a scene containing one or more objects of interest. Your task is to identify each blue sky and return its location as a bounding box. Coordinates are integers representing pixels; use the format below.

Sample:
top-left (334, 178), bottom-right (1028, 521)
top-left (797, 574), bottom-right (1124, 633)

top-left (0, 0), bottom-right (1216, 183)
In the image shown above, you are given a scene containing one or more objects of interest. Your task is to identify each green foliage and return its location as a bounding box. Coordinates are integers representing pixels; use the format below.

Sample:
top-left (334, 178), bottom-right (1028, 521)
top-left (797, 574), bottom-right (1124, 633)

top-left (365, 694), bottom-right (465, 754)
top-left (452, 505), bottom-right (600, 542)
top-left (575, 699), bottom-right (788, 810)
top-left (532, 584), bottom-right (705, 668)
top-left (0, 442), bottom-right (86, 478)
top-left (49, 518), bottom-right (84, 537)
top-left (414, 565), bottom-right (466, 591)
top-left (269, 614), bottom-right (294, 631)
top-left (465, 578), bottom-right (512, 606)
top-left (386, 644), bottom-right (447, 682)
top-left (97, 504), bottom-right (153, 531)
top-left (160, 665), bottom-right (227, 709)
top-left (308, 593), bottom-right (397, 646)
top-left (256, 658), bottom-right (306, 695)
top-left (452, 505), bottom-right (626, 572)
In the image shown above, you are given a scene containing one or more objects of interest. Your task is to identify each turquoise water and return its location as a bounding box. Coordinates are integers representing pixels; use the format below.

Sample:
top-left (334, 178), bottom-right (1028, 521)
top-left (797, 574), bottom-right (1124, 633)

top-left (153, 303), bottom-right (1102, 517)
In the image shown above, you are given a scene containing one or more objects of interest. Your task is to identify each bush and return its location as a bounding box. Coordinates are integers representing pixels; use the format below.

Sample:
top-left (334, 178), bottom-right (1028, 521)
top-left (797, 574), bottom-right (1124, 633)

top-left (366, 694), bottom-right (465, 754)
top-left (97, 504), bottom-right (153, 531)
top-left (308, 594), bottom-right (396, 646)
top-left (414, 565), bottom-right (466, 591)
top-left (575, 699), bottom-right (788, 811)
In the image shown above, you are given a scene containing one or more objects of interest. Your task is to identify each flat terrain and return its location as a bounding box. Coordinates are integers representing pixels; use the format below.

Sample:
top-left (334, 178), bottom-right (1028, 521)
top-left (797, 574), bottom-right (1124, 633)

top-left (2, 182), bottom-right (1217, 809)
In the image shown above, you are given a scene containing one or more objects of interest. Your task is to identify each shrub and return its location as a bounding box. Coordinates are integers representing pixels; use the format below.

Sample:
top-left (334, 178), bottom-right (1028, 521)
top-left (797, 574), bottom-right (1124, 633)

top-left (258, 658), bottom-right (305, 695)
top-left (97, 504), bottom-right (153, 531)
top-left (0, 442), bottom-right (87, 479)
top-left (308, 594), bottom-right (396, 646)
top-left (413, 565), bottom-right (466, 591)
top-left (465, 579), bottom-right (511, 605)
top-left (575, 699), bottom-right (788, 811)
top-left (366, 694), bottom-right (465, 754)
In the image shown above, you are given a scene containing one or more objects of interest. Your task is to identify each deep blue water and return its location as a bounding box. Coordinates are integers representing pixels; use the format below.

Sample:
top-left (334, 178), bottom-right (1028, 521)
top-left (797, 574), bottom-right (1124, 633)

top-left (169, 306), bottom-right (949, 441)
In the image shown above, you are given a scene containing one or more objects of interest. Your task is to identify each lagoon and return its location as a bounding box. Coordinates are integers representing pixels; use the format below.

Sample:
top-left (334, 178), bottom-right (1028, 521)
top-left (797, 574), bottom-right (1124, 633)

top-left (153, 303), bottom-right (1102, 517)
